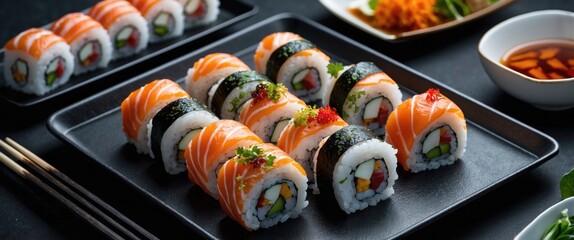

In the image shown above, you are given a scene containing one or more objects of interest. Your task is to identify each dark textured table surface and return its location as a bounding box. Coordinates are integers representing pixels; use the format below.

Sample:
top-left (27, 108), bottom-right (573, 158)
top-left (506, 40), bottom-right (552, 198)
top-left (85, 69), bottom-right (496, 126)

top-left (1, 0), bottom-right (573, 239)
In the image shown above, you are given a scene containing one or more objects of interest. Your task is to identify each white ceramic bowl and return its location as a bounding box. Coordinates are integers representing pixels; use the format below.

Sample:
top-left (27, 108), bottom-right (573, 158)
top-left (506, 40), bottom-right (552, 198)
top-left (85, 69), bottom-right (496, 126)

top-left (478, 10), bottom-right (574, 111)
top-left (515, 197), bottom-right (574, 239)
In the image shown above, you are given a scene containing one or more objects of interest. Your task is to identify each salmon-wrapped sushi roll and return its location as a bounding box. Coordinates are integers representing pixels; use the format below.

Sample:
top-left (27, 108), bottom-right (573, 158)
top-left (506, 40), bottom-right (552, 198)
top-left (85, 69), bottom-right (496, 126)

top-left (385, 88), bottom-right (467, 173)
top-left (149, 97), bottom-right (218, 174)
top-left (277, 105), bottom-right (348, 182)
top-left (88, 0), bottom-right (149, 59)
top-left (50, 12), bottom-right (113, 75)
top-left (217, 143), bottom-right (308, 231)
top-left (239, 82), bottom-right (307, 143)
top-left (3, 28), bottom-right (74, 95)
top-left (128, 0), bottom-right (184, 43)
top-left (121, 79), bottom-right (189, 154)
top-left (253, 32), bottom-right (332, 105)
top-left (325, 62), bottom-right (403, 137)
top-left (185, 53), bottom-right (250, 104)
top-left (185, 120), bottom-right (263, 199)
top-left (313, 125), bottom-right (398, 214)
top-left (176, 0), bottom-right (220, 28)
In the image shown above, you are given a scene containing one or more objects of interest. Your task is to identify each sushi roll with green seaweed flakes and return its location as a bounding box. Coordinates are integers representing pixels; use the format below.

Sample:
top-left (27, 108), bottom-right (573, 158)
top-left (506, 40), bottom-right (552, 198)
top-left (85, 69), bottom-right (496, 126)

top-left (209, 70), bottom-right (271, 120)
top-left (313, 125), bottom-right (398, 214)
top-left (149, 97), bottom-right (219, 174)
top-left (254, 32), bottom-right (331, 105)
top-left (325, 62), bottom-right (402, 137)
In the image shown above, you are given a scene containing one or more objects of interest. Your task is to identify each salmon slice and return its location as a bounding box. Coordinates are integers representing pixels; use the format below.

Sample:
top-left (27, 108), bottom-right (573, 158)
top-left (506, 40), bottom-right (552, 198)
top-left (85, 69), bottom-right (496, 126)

top-left (216, 143), bottom-right (306, 231)
top-left (120, 79), bottom-right (189, 154)
top-left (185, 120), bottom-right (262, 199)
top-left (253, 32), bottom-right (303, 74)
top-left (354, 71), bottom-right (397, 87)
top-left (239, 90), bottom-right (306, 135)
top-left (385, 89), bottom-right (466, 170)
top-left (276, 106), bottom-right (347, 181)
top-left (129, 0), bottom-right (162, 16)
top-left (185, 53), bottom-right (250, 103)
top-left (50, 13), bottom-right (103, 43)
top-left (88, 0), bottom-right (141, 30)
top-left (4, 28), bottom-right (66, 60)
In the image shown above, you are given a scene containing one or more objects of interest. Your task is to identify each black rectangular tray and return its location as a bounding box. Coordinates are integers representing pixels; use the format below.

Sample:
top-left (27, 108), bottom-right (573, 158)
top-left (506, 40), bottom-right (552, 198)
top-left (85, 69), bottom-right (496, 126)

top-left (47, 13), bottom-right (559, 239)
top-left (0, 0), bottom-right (257, 107)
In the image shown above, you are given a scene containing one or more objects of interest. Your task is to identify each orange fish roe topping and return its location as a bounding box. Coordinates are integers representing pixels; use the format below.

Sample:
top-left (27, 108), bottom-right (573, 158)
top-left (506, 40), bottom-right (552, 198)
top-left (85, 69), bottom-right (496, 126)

top-left (425, 88), bottom-right (441, 102)
top-left (315, 105), bottom-right (339, 125)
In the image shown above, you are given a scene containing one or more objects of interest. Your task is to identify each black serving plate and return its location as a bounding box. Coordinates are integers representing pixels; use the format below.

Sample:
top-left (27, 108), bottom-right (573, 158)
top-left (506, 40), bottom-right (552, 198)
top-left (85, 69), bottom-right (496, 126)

top-left (0, 0), bottom-right (257, 107)
top-left (47, 13), bottom-right (559, 239)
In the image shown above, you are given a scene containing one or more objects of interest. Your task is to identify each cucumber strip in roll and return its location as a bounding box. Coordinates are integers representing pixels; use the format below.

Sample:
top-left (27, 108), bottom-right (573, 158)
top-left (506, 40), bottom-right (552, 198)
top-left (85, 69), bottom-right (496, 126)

top-left (211, 70), bottom-right (271, 118)
top-left (152, 12), bottom-right (174, 37)
top-left (78, 41), bottom-right (102, 68)
top-left (45, 57), bottom-right (66, 86)
top-left (266, 39), bottom-right (316, 82)
top-left (329, 62), bottom-right (381, 113)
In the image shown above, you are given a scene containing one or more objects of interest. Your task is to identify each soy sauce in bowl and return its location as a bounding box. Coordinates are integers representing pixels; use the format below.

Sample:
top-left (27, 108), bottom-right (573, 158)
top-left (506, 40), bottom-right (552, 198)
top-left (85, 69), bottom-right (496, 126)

top-left (500, 39), bottom-right (574, 80)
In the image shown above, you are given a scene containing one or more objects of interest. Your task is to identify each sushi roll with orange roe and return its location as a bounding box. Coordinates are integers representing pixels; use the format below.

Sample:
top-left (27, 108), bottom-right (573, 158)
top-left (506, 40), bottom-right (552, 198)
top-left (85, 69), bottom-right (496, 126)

top-left (50, 12), bottom-right (113, 75)
top-left (385, 88), bottom-right (467, 173)
top-left (128, 0), bottom-right (184, 43)
top-left (238, 82), bottom-right (307, 144)
top-left (217, 143), bottom-right (308, 230)
top-left (88, 0), bottom-right (149, 59)
top-left (3, 28), bottom-right (74, 95)
top-left (277, 105), bottom-right (348, 182)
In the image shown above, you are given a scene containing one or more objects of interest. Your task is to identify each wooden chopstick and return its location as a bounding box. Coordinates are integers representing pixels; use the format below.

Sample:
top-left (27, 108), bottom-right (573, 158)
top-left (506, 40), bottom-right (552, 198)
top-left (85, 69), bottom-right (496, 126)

top-left (0, 150), bottom-right (124, 240)
top-left (0, 138), bottom-right (159, 240)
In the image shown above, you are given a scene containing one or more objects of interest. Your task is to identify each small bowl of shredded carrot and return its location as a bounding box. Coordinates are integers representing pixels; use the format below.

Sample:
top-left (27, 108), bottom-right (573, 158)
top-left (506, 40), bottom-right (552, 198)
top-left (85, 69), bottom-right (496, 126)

top-left (478, 10), bottom-right (574, 111)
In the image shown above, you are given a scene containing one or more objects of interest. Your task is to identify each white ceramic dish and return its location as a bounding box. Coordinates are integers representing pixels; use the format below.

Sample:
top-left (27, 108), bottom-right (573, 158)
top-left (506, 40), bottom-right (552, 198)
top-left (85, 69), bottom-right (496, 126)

top-left (515, 197), bottom-right (574, 240)
top-left (318, 0), bottom-right (514, 42)
top-left (478, 10), bottom-right (574, 111)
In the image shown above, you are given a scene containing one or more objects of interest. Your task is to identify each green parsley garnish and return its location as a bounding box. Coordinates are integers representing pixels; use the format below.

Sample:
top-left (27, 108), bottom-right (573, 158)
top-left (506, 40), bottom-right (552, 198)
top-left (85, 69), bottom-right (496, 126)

top-left (234, 145), bottom-right (276, 171)
top-left (327, 62), bottom-right (344, 78)
top-left (293, 105), bottom-right (319, 127)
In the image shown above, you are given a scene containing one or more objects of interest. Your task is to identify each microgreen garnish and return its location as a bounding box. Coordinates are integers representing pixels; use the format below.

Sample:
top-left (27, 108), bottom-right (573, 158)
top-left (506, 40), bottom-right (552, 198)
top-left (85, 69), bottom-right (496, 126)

top-left (234, 145), bottom-right (276, 171)
top-left (327, 62), bottom-right (344, 78)
top-left (293, 105), bottom-right (339, 127)
top-left (368, 0), bottom-right (378, 9)
top-left (251, 83), bottom-right (287, 105)
top-left (293, 105), bottom-right (318, 127)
